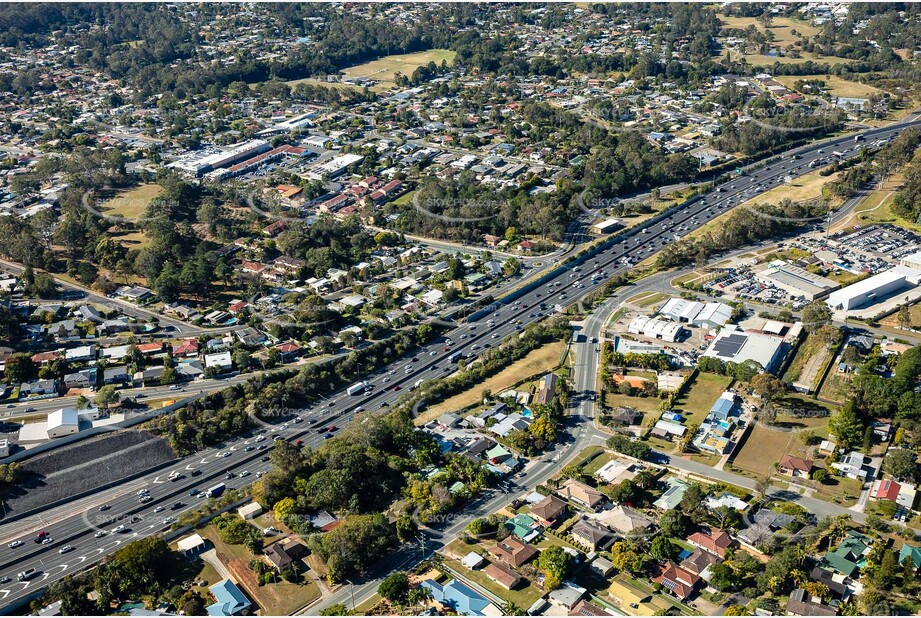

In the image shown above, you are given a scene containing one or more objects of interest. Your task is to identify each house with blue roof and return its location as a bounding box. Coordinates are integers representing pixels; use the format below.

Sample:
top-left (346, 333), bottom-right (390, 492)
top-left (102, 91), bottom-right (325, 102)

top-left (421, 578), bottom-right (500, 616)
top-left (709, 395), bottom-right (736, 421)
top-left (207, 580), bottom-right (251, 616)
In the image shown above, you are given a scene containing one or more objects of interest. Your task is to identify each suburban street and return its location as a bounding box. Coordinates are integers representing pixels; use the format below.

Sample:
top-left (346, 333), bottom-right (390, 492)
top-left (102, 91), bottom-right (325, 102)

top-left (0, 115), bottom-right (918, 613)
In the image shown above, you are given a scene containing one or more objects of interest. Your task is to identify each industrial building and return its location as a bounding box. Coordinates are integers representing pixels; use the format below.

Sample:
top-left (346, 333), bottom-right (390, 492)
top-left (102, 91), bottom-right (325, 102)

top-left (658, 298), bottom-right (733, 328)
top-left (591, 218), bottom-right (622, 235)
top-left (901, 252), bottom-right (921, 271)
top-left (702, 326), bottom-right (787, 373)
top-left (826, 266), bottom-right (921, 311)
top-left (754, 259), bottom-right (839, 301)
top-left (628, 315), bottom-right (685, 343)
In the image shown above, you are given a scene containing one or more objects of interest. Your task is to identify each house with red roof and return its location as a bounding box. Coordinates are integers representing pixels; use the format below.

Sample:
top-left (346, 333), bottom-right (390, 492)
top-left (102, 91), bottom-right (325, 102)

top-left (173, 338), bottom-right (199, 358)
top-left (275, 342), bottom-right (302, 361)
top-left (136, 342), bottom-right (164, 355)
top-left (652, 561), bottom-right (700, 600)
top-left (687, 528), bottom-right (733, 558)
top-left (777, 454), bottom-right (813, 478)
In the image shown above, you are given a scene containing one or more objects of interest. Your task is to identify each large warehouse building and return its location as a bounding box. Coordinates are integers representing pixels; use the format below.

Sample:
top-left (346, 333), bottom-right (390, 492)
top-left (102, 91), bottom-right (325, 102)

top-left (754, 259), bottom-right (839, 301)
top-left (702, 326), bottom-right (787, 373)
top-left (658, 298), bottom-right (733, 328)
top-left (826, 266), bottom-right (921, 311)
top-left (628, 315), bottom-right (685, 343)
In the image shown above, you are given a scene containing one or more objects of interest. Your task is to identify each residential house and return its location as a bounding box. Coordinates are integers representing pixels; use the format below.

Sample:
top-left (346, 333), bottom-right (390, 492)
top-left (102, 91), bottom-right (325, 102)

top-left (19, 379), bottom-right (59, 398)
top-left (46, 320), bottom-right (81, 341)
top-left (833, 451), bottom-right (869, 481)
top-left (536, 373), bottom-right (558, 405)
top-left (687, 528), bottom-right (733, 558)
top-left (103, 366), bottom-right (129, 386)
top-left (263, 539), bottom-right (308, 572)
top-left (206, 580), bottom-right (251, 616)
top-left (778, 454), bottom-right (814, 478)
top-left (64, 345), bottom-right (95, 363)
top-left (234, 326), bottom-right (266, 347)
top-left (899, 543), bottom-right (921, 570)
top-left (821, 531), bottom-right (871, 577)
top-left (652, 561), bottom-right (700, 601)
top-left (557, 478), bottom-right (605, 510)
top-left (487, 536), bottom-right (538, 567)
top-left (591, 505), bottom-right (652, 536)
top-left (174, 338), bottom-right (199, 358)
top-left (484, 561), bottom-right (521, 590)
top-left (871, 478), bottom-right (917, 510)
top-left (530, 494), bottom-right (568, 525)
top-left (653, 477), bottom-right (690, 511)
top-left (549, 582), bottom-right (587, 611)
top-left (204, 352), bottom-right (233, 372)
top-left (63, 368), bottom-right (96, 391)
top-left (571, 518), bottom-right (615, 551)
top-left (680, 548), bottom-right (719, 579)
top-left (786, 588), bottom-right (836, 616)
top-left (421, 579), bottom-right (501, 616)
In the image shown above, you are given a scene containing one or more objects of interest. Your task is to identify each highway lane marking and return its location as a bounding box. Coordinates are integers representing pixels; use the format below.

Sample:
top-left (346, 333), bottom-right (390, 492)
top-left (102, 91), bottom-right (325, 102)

top-left (152, 476), bottom-right (165, 484)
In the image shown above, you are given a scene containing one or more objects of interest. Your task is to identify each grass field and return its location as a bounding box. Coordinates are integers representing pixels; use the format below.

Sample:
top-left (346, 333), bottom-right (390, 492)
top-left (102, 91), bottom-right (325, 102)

top-left (774, 74), bottom-right (882, 100)
top-left (283, 76), bottom-right (362, 91)
top-left (418, 340), bottom-right (566, 421)
top-left (782, 334), bottom-right (827, 385)
top-left (199, 525), bottom-right (320, 615)
top-left (831, 173), bottom-right (921, 234)
top-left (720, 15), bottom-right (820, 46)
top-left (731, 423), bottom-right (801, 477)
top-left (442, 555), bottom-right (545, 610)
top-left (606, 391), bottom-right (663, 415)
top-left (672, 372), bottom-right (733, 425)
top-left (818, 370), bottom-right (852, 404)
top-left (100, 183), bottom-right (161, 220)
top-left (341, 49), bottom-right (456, 91)
top-left (719, 15), bottom-right (852, 67)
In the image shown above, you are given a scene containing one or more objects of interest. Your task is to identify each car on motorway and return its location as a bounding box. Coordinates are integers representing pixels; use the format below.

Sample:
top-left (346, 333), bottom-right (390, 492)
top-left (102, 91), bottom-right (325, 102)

top-left (191, 469), bottom-right (202, 477)
top-left (59, 545), bottom-right (74, 554)
top-left (261, 456), bottom-right (270, 462)
top-left (34, 531), bottom-right (49, 543)
top-left (171, 501), bottom-right (184, 510)
top-left (154, 506), bottom-right (165, 513)
top-left (112, 524), bottom-right (126, 533)
top-left (8, 540), bottom-right (23, 548)
top-left (41, 537), bottom-right (54, 545)
top-left (139, 495), bottom-right (152, 503)
top-left (94, 530), bottom-right (107, 538)
top-left (0, 576), bottom-right (11, 584)
top-left (244, 445), bottom-right (255, 452)
top-left (240, 471), bottom-right (250, 477)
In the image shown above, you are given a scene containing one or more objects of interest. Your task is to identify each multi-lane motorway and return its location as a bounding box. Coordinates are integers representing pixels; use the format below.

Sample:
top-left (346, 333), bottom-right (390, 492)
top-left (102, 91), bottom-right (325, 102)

top-left (1, 115), bottom-right (919, 613)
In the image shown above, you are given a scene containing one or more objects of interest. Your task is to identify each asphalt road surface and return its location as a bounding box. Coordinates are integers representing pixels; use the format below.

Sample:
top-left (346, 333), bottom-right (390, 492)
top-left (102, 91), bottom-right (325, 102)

top-left (0, 116), bottom-right (917, 613)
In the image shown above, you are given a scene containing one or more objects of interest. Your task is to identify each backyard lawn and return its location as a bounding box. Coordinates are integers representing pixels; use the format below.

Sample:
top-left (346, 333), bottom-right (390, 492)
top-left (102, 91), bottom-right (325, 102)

top-left (671, 372), bottom-right (733, 425)
top-left (199, 525), bottom-right (320, 615)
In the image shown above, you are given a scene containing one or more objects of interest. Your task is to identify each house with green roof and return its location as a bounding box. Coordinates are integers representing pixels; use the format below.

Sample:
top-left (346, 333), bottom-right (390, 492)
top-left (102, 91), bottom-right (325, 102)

top-left (900, 543), bottom-right (921, 570)
top-left (821, 531), bottom-right (871, 577)
top-left (505, 512), bottom-right (542, 542)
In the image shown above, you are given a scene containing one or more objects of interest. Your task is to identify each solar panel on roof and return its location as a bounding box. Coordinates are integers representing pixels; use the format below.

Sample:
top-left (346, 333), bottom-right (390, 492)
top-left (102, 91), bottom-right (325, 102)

top-left (712, 333), bottom-right (747, 357)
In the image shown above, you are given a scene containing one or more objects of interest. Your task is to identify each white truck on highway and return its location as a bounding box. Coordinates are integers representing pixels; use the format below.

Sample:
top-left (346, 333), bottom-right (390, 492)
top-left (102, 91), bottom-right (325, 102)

top-left (347, 381), bottom-right (369, 396)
